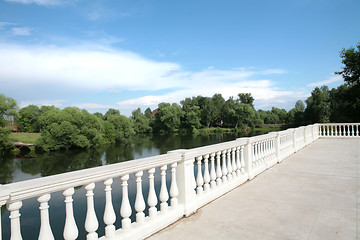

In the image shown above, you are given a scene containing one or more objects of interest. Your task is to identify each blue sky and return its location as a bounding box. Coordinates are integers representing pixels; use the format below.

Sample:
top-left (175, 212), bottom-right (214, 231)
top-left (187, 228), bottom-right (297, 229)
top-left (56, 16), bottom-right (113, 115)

top-left (0, 0), bottom-right (359, 116)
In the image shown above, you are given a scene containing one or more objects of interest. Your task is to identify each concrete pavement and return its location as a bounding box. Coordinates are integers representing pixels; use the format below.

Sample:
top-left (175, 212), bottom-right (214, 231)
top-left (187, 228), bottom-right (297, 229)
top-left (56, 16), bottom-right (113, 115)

top-left (148, 139), bottom-right (360, 240)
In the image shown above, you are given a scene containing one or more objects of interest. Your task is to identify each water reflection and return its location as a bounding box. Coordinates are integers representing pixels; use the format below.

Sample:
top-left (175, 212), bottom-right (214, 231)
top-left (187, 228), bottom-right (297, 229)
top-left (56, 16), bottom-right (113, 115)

top-left (1, 132), bottom-right (268, 240)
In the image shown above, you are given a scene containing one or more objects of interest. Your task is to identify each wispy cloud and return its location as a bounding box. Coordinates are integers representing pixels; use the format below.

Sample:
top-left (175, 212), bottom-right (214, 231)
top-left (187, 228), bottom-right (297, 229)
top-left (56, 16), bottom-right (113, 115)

top-left (19, 99), bottom-right (66, 108)
top-left (307, 74), bottom-right (343, 87)
top-left (11, 27), bottom-right (32, 36)
top-left (0, 42), bottom-right (302, 113)
top-left (73, 103), bottom-right (117, 110)
top-left (4, 0), bottom-right (64, 6)
top-left (0, 22), bottom-right (14, 29)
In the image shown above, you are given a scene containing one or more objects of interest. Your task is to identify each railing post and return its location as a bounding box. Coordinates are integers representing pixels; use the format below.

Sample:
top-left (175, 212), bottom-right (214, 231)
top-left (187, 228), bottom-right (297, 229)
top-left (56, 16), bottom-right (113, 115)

top-left (275, 133), bottom-right (281, 163)
top-left (292, 129), bottom-right (297, 152)
top-left (0, 186), bottom-right (10, 240)
top-left (170, 150), bottom-right (197, 217)
top-left (243, 138), bottom-right (253, 180)
top-left (37, 194), bottom-right (54, 240)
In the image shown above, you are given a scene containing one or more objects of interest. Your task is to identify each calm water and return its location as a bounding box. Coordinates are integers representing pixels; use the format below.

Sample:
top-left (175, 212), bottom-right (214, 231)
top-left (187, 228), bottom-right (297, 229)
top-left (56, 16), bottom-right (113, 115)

top-left (0, 131), bottom-right (271, 239)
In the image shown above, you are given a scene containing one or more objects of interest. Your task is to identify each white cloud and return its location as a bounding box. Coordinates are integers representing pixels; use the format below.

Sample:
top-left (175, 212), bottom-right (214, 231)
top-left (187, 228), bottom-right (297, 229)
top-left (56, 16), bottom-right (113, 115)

top-left (0, 22), bottom-right (13, 29)
top-left (0, 42), bottom-right (302, 113)
top-left (73, 103), bottom-right (117, 109)
top-left (0, 43), bottom-right (182, 91)
top-left (5, 0), bottom-right (63, 6)
top-left (19, 100), bottom-right (66, 108)
top-left (307, 74), bottom-right (343, 87)
top-left (11, 27), bottom-right (32, 36)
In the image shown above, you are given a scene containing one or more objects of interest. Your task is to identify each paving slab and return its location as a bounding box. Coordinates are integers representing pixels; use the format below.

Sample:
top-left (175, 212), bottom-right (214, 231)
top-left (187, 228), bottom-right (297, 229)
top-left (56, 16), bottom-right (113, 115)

top-left (148, 139), bottom-right (360, 240)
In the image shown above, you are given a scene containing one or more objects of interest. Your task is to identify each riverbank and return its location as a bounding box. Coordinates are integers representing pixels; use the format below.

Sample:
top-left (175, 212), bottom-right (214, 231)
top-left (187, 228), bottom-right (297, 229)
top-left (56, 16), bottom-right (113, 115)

top-left (9, 132), bottom-right (40, 144)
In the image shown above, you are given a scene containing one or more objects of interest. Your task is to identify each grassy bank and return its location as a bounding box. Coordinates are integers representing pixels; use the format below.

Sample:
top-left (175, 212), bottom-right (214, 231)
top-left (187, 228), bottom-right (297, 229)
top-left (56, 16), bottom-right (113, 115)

top-left (9, 132), bottom-right (40, 144)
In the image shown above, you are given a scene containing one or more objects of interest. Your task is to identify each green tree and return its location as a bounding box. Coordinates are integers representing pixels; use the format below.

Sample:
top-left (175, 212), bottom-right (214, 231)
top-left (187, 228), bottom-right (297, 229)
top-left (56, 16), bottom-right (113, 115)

top-left (335, 42), bottom-right (360, 86)
top-left (329, 84), bottom-right (353, 122)
top-left (17, 105), bottom-right (41, 132)
top-left (238, 93), bottom-right (255, 108)
top-left (335, 43), bottom-right (360, 121)
top-left (304, 86), bottom-right (330, 123)
top-left (107, 114), bottom-right (135, 142)
top-left (153, 103), bottom-right (184, 133)
top-left (0, 94), bottom-right (17, 127)
top-left (37, 107), bottom-right (105, 151)
top-left (104, 108), bottom-right (120, 120)
top-left (131, 108), bottom-right (152, 133)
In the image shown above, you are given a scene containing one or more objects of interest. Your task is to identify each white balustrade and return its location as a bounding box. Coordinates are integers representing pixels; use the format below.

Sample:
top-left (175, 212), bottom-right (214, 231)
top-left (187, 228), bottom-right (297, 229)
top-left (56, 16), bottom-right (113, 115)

top-left (37, 194), bottom-right (54, 240)
top-left (216, 151), bottom-right (222, 186)
top-left (159, 165), bottom-right (169, 212)
top-left (1, 123), bottom-right (355, 240)
top-left (147, 168), bottom-right (158, 218)
top-left (120, 174), bottom-right (132, 230)
top-left (85, 183), bottom-right (98, 240)
top-left (221, 150), bottom-right (228, 183)
top-left (203, 155), bottom-right (211, 192)
top-left (103, 178), bottom-right (116, 238)
top-left (170, 162), bottom-right (179, 207)
top-left (209, 153), bottom-right (217, 188)
top-left (196, 156), bottom-right (204, 195)
top-left (7, 201), bottom-right (23, 240)
top-left (135, 171), bottom-right (145, 223)
top-left (63, 188), bottom-right (78, 240)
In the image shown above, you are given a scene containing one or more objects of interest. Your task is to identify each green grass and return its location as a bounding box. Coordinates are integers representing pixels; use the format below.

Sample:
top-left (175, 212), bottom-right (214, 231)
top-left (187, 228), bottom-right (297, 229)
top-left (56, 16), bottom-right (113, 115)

top-left (9, 132), bottom-right (41, 144)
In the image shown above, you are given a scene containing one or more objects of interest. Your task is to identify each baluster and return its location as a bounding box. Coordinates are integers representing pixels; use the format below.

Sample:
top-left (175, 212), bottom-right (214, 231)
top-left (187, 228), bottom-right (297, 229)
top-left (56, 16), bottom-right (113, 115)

top-left (120, 174), bottom-right (132, 230)
top-left (357, 124), bottom-right (359, 136)
top-left (216, 152), bottom-right (222, 186)
top-left (191, 158), bottom-right (197, 190)
top-left (335, 125), bottom-right (338, 136)
top-left (352, 125), bottom-right (355, 137)
top-left (235, 147), bottom-right (241, 175)
top-left (240, 146), bottom-right (245, 174)
top-left (209, 153), bottom-right (217, 188)
top-left (0, 201), bottom-right (5, 240)
top-left (160, 165), bottom-right (169, 212)
top-left (221, 150), bottom-right (228, 183)
top-left (203, 154), bottom-right (211, 192)
top-left (37, 194), bottom-right (54, 240)
top-left (196, 156), bottom-right (204, 194)
top-left (103, 178), bottom-right (116, 238)
top-left (63, 188), bottom-right (78, 240)
top-left (7, 201), bottom-right (23, 240)
top-left (252, 143), bottom-right (256, 167)
top-left (231, 148), bottom-right (237, 178)
top-left (85, 183), bottom-right (98, 240)
top-left (147, 168), bottom-right (158, 218)
top-left (170, 162), bottom-right (179, 207)
top-left (135, 171), bottom-right (145, 223)
top-left (226, 149), bottom-right (232, 180)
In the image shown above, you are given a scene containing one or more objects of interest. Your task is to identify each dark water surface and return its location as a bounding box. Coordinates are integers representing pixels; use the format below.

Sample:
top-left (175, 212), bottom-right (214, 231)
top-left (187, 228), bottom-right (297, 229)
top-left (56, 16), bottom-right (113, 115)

top-left (0, 131), bottom-right (271, 239)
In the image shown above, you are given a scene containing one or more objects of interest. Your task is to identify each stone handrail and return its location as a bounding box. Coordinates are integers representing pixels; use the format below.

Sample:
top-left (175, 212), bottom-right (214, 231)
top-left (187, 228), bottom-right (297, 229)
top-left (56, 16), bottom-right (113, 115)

top-left (0, 123), bottom-right (347, 240)
top-left (318, 123), bottom-right (360, 137)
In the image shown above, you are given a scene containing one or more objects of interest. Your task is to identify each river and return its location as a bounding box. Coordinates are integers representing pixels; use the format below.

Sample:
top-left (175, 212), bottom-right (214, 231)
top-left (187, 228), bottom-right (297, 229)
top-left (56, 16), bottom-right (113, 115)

top-left (0, 130), bottom-right (274, 239)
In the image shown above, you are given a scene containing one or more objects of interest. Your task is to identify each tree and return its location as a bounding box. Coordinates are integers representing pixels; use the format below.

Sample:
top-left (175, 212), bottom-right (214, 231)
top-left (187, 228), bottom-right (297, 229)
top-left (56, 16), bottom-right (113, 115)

top-left (104, 108), bottom-right (120, 120)
top-left (238, 93), bottom-right (254, 108)
top-left (304, 86), bottom-right (330, 123)
top-left (37, 107), bottom-right (105, 151)
top-left (0, 94), bottom-right (17, 127)
top-left (0, 94), bottom-right (17, 155)
top-left (335, 43), bottom-right (360, 121)
top-left (17, 105), bottom-right (41, 132)
top-left (153, 103), bottom-right (184, 133)
top-left (295, 100), bottom-right (305, 112)
top-left (131, 108), bottom-right (152, 133)
top-left (335, 42), bottom-right (360, 86)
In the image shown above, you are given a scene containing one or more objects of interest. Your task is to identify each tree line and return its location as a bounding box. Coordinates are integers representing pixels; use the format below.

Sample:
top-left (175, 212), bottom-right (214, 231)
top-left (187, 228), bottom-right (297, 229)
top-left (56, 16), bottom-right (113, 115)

top-left (0, 42), bottom-right (359, 153)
